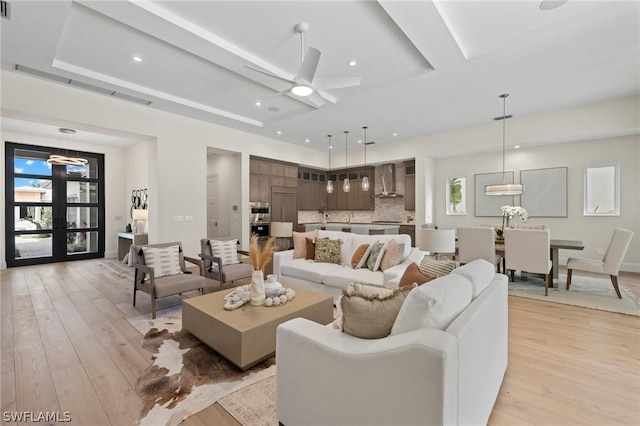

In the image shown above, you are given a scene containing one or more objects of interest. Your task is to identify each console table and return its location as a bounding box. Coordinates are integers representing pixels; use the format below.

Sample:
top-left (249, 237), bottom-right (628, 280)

top-left (117, 232), bottom-right (148, 260)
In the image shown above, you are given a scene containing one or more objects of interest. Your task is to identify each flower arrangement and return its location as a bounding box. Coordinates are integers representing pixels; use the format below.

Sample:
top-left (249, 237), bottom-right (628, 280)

top-left (318, 203), bottom-right (329, 223)
top-left (500, 205), bottom-right (529, 234)
top-left (249, 234), bottom-right (276, 272)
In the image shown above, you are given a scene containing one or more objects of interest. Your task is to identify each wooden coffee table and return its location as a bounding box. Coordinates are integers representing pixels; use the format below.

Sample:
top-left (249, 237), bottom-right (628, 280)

top-left (182, 284), bottom-right (333, 370)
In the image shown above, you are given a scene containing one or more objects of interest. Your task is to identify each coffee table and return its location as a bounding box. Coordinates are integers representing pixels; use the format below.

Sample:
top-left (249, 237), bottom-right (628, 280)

top-left (182, 284), bottom-right (333, 370)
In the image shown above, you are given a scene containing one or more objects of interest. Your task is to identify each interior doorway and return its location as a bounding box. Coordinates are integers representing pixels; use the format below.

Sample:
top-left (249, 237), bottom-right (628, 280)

top-left (207, 174), bottom-right (219, 238)
top-left (206, 148), bottom-right (242, 242)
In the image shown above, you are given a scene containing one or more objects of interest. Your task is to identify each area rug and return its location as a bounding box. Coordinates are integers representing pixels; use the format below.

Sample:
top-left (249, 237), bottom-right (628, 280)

top-left (218, 376), bottom-right (278, 426)
top-left (128, 308), bottom-right (276, 426)
top-left (508, 273), bottom-right (640, 316)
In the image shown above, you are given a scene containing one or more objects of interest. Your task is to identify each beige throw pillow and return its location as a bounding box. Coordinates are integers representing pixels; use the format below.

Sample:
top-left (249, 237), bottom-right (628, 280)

top-left (379, 239), bottom-right (404, 271)
top-left (419, 257), bottom-right (456, 278)
top-left (292, 230), bottom-right (318, 259)
top-left (340, 283), bottom-right (417, 339)
top-left (141, 245), bottom-right (183, 278)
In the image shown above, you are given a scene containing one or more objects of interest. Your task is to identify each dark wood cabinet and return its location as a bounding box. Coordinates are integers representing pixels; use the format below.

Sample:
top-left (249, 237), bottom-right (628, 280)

top-left (404, 175), bottom-right (415, 210)
top-left (250, 157), bottom-right (298, 204)
top-left (250, 173), bottom-right (270, 202)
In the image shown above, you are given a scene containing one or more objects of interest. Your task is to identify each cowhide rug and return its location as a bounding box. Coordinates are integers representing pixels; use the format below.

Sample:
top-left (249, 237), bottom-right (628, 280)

top-left (134, 322), bottom-right (275, 426)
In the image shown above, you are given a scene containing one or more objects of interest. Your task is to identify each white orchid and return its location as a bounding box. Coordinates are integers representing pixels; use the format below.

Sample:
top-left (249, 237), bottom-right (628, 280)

top-left (501, 205), bottom-right (529, 222)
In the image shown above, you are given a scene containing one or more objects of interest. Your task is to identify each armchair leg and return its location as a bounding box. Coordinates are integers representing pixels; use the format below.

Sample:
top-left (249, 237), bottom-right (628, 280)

top-left (151, 289), bottom-right (157, 319)
top-left (566, 269), bottom-right (572, 290)
top-left (509, 269), bottom-right (514, 282)
top-left (610, 275), bottom-right (622, 299)
top-left (545, 273), bottom-right (550, 296)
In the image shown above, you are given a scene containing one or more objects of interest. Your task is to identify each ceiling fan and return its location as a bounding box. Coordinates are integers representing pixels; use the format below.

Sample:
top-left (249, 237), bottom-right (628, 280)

top-left (245, 22), bottom-right (361, 107)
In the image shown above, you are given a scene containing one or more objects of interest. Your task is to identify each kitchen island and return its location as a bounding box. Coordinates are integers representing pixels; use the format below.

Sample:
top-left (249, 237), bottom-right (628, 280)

top-left (303, 223), bottom-right (400, 235)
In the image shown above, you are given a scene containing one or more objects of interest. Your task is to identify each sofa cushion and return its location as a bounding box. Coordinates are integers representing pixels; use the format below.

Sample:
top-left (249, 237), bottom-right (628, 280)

top-left (315, 238), bottom-right (342, 264)
top-left (450, 259), bottom-right (495, 298)
top-left (419, 257), bottom-right (456, 278)
top-left (141, 245), bottom-right (183, 278)
top-left (399, 262), bottom-right (434, 287)
top-left (293, 230), bottom-right (318, 259)
top-left (322, 266), bottom-right (385, 290)
top-left (390, 273), bottom-right (473, 334)
top-left (367, 241), bottom-right (386, 271)
top-left (380, 240), bottom-right (404, 271)
top-left (341, 283), bottom-right (416, 339)
top-left (281, 258), bottom-right (343, 283)
top-left (351, 244), bottom-right (370, 268)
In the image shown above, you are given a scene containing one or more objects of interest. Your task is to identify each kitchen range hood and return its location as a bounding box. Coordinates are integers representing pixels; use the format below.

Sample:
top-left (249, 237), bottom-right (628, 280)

top-left (374, 164), bottom-right (403, 198)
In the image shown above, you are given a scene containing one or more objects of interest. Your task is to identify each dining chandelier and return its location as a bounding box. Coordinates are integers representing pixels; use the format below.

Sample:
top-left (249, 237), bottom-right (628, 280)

top-left (485, 94), bottom-right (524, 196)
top-left (343, 131), bottom-right (350, 193)
top-left (326, 134), bottom-right (334, 194)
top-left (361, 126), bottom-right (370, 191)
top-left (47, 128), bottom-right (88, 166)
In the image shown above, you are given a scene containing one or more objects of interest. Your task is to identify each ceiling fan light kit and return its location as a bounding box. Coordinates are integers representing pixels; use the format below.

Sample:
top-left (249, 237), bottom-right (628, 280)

top-left (485, 94), bottom-right (524, 196)
top-left (291, 84), bottom-right (313, 97)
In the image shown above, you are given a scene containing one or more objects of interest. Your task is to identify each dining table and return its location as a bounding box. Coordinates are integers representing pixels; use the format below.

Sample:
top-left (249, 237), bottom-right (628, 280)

top-left (495, 238), bottom-right (585, 287)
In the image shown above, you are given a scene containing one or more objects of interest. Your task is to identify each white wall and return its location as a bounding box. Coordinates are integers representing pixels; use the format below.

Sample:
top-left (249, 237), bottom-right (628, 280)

top-left (434, 136), bottom-right (640, 271)
top-left (125, 139), bottom-right (153, 231)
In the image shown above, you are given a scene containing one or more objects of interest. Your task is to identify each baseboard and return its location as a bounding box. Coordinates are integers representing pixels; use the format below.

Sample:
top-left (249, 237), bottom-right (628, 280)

top-left (105, 250), bottom-right (117, 259)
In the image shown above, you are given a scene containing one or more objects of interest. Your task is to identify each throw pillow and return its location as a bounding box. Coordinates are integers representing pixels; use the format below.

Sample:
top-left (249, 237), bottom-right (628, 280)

top-left (209, 239), bottom-right (239, 265)
top-left (305, 237), bottom-right (317, 260)
top-left (314, 238), bottom-right (342, 264)
top-left (390, 274), bottom-right (472, 335)
top-left (293, 230), bottom-right (317, 259)
top-left (419, 257), bottom-right (456, 278)
top-left (399, 263), bottom-right (434, 287)
top-left (351, 244), bottom-right (370, 268)
top-left (141, 245), bottom-right (183, 279)
top-left (341, 283), bottom-right (417, 339)
top-left (366, 241), bottom-right (386, 271)
top-left (379, 239), bottom-right (404, 271)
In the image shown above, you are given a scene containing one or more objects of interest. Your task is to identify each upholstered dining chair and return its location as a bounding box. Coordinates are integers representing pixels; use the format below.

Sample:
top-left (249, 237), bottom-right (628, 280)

top-left (504, 228), bottom-right (552, 295)
top-left (566, 228), bottom-right (634, 298)
top-left (457, 226), bottom-right (502, 272)
top-left (199, 238), bottom-right (253, 290)
top-left (132, 242), bottom-right (206, 319)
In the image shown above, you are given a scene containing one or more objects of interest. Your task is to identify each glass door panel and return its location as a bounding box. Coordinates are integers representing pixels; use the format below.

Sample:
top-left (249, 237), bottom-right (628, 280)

top-left (14, 233), bottom-right (53, 260)
top-left (67, 182), bottom-right (98, 203)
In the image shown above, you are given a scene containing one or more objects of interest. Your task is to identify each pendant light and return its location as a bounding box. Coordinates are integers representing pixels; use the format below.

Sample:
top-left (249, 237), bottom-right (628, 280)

top-left (326, 134), bottom-right (334, 193)
top-left (343, 131), bottom-right (350, 192)
top-left (485, 94), bottom-right (524, 196)
top-left (361, 126), bottom-right (370, 191)
top-left (47, 128), bottom-right (89, 166)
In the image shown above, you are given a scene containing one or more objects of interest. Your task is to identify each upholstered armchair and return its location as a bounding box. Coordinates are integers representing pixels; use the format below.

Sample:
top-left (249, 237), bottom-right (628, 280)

top-left (199, 238), bottom-right (253, 290)
top-left (566, 228), bottom-right (634, 298)
top-left (504, 228), bottom-right (552, 295)
top-left (132, 242), bottom-right (206, 319)
top-left (457, 226), bottom-right (502, 272)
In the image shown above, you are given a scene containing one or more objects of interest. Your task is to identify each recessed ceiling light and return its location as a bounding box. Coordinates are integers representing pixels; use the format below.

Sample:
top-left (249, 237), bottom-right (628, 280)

top-left (393, 132), bottom-right (398, 137)
top-left (514, 145), bottom-right (521, 149)
top-left (539, 0), bottom-right (568, 11)
top-left (255, 101), bottom-right (261, 106)
top-left (305, 139), bottom-right (310, 143)
top-left (357, 139), bottom-right (362, 144)
top-left (276, 131), bottom-right (282, 135)
top-left (133, 55), bottom-right (143, 63)
top-left (348, 60), bottom-right (357, 67)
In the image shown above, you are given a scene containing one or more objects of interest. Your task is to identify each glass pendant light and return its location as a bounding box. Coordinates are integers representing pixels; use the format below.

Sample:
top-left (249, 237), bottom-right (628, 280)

top-left (485, 94), bottom-right (524, 195)
top-left (361, 126), bottom-right (370, 191)
top-left (343, 131), bottom-right (350, 192)
top-left (326, 134), bottom-right (333, 193)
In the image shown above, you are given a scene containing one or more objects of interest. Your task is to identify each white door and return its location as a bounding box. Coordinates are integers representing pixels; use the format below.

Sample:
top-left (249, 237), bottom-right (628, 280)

top-left (207, 175), bottom-right (219, 238)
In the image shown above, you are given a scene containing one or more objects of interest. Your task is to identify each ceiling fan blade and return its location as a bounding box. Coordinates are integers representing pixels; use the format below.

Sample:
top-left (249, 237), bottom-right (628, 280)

top-left (306, 91), bottom-right (326, 107)
top-left (265, 88), bottom-right (292, 99)
top-left (295, 47), bottom-right (321, 84)
top-left (313, 76), bottom-right (362, 90)
top-left (245, 65), bottom-right (296, 85)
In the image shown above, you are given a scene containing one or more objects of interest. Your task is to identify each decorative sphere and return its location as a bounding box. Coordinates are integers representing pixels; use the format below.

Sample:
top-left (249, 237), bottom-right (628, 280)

top-left (265, 298), bottom-right (273, 306)
top-left (279, 295), bottom-right (288, 304)
top-left (273, 297), bottom-right (281, 306)
top-left (287, 289), bottom-right (296, 299)
top-left (286, 292), bottom-right (294, 301)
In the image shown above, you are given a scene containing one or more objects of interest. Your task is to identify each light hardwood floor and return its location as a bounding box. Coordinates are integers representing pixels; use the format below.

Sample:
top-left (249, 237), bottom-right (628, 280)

top-left (1, 259), bottom-right (639, 425)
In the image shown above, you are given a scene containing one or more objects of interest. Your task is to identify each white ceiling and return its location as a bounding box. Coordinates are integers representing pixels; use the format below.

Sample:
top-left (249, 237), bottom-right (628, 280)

top-left (1, 0), bottom-right (638, 151)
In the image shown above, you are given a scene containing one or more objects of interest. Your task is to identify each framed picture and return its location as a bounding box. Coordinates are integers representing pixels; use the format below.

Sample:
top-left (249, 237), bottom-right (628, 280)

top-left (520, 167), bottom-right (568, 217)
top-left (446, 176), bottom-right (467, 215)
top-left (475, 172), bottom-right (514, 217)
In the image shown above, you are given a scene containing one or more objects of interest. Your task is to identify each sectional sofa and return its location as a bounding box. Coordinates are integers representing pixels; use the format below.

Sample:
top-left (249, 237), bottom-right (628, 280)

top-left (273, 230), bottom-right (427, 301)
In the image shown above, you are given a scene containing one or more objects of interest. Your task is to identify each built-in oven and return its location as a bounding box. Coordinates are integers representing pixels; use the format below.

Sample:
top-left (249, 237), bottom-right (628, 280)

top-left (249, 202), bottom-right (270, 239)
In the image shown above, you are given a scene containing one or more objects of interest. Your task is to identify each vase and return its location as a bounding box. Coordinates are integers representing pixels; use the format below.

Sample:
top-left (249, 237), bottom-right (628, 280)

top-left (321, 215), bottom-right (327, 225)
top-left (250, 270), bottom-right (266, 306)
top-left (265, 274), bottom-right (283, 298)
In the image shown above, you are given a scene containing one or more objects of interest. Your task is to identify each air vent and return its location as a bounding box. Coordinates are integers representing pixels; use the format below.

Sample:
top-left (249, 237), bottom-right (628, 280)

top-left (14, 64), bottom-right (152, 106)
top-left (1, 1), bottom-right (9, 19)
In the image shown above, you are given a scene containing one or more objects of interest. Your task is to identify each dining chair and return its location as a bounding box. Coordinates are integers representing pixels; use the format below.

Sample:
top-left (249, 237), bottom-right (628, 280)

top-left (566, 228), bottom-right (634, 298)
top-left (457, 226), bottom-right (501, 272)
top-left (504, 228), bottom-right (552, 295)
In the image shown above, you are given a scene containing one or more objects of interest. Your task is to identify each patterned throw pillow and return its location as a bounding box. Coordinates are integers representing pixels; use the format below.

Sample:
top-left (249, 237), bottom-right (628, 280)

top-left (209, 239), bottom-right (239, 265)
top-left (141, 245), bottom-right (183, 278)
top-left (314, 238), bottom-right (342, 264)
top-left (419, 256), bottom-right (456, 278)
top-left (340, 283), bottom-right (417, 339)
top-left (366, 241), bottom-right (386, 271)
top-left (379, 239), bottom-right (404, 271)
top-left (351, 244), bottom-right (370, 268)
top-left (293, 230), bottom-right (318, 259)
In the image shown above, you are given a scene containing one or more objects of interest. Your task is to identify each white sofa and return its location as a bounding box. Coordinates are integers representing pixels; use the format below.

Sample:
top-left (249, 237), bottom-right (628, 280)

top-left (276, 259), bottom-right (509, 426)
top-left (273, 230), bottom-right (426, 301)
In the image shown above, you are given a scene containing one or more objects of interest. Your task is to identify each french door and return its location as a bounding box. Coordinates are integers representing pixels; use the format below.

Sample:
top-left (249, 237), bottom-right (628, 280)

top-left (5, 142), bottom-right (105, 267)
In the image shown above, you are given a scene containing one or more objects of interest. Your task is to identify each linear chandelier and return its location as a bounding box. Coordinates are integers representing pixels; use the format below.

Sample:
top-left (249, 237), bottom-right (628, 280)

top-left (485, 94), bottom-right (524, 196)
top-left (47, 128), bottom-right (88, 166)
